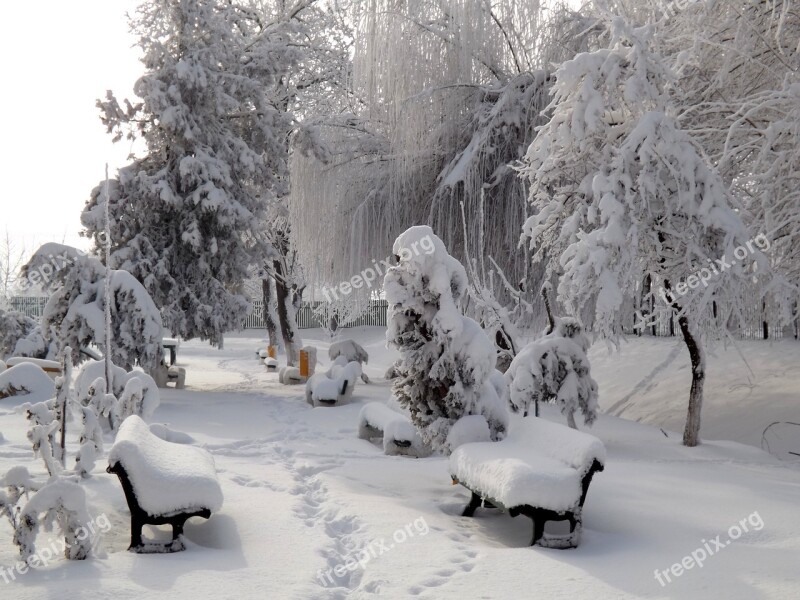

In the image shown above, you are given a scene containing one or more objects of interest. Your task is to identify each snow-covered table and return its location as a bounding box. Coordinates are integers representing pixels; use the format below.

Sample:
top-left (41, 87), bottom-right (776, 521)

top-left (107, 416), bottom-right (223, 553)
top-left (450, 417), bottom-right (605, 548)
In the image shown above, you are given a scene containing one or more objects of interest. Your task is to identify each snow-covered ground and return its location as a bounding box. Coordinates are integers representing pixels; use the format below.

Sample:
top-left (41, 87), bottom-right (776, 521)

top-left (1, 327), bottom-right (798, 599)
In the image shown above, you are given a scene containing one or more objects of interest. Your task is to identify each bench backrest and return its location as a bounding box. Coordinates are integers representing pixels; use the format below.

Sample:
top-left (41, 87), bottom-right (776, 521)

top-left (514, 417), bottom-right (606, 474)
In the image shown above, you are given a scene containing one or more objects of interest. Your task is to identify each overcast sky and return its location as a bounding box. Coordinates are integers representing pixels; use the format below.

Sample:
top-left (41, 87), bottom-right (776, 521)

top-left (0, 1), bottom-right (141, 252)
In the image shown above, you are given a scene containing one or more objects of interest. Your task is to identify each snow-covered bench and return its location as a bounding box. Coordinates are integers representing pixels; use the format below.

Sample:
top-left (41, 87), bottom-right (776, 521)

top-left (450, 417), bottom-right (605, 548)
top-left (5, 357), bottom-right (62, 381)
top-left (357, 403), bottom-right (430, 457)
top-left (305, 357), bottom-right (361, 407)
top-left (279, 346), bottom-right (318, 384)
top-left (107, 416), bottom-right (223, 553)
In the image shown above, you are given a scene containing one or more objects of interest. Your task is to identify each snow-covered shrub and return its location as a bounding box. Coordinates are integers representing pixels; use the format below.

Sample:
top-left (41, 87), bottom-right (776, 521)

top-left (12, 325), bottom-right (53, 360)
top-left (75, 360), bottom-right (160, 432)
top-left (75, 406), bottom-right (104, 479)
top-left (13, 477), bottom-right (93, 561)
top-left (328, 339), bottom-right (369, 364)
top-left (0, 309), bottom-right (40, 359)
top-left (328, 339), bottom-right (370, 383)
top-left (507, 316), bottom-right (598, 428)
top-left (0, 467), bottom-right (39, 529)
top-left (22, 400), bottom-right (62, 477)
top-left (0, 363), bottom-right (55, 402)
top-left (22, 243), bottom-right (164, 373)
top-left (385, 226), bottom-right (508, 454)
top-left (446, 415), bottom-right (492, 450)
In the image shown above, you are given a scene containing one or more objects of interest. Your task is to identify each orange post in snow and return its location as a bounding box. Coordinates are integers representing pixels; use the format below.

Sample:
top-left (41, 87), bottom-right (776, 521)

top-left (299, 350), bottom-right (309, 378)
top-left (267, 345), bottom-right (276, 359)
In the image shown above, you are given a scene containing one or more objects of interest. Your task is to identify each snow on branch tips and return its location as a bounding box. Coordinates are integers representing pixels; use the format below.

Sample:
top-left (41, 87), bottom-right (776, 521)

top-left (385, 226), bottom-right (509, 454)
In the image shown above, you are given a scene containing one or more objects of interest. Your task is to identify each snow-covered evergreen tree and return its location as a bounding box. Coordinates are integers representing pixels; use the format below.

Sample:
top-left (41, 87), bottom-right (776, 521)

top-left (22, 244), bottom-right (163, 373)
top-left (385, 226), bottom-right (508, 454)
top-left (82, 0), bottom-right (299, 347)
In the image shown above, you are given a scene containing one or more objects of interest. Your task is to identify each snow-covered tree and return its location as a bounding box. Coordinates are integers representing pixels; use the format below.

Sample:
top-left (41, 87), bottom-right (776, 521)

top-left (506, 286), bottom-right (598, 427)
top-left (385, 226), bottom-right (508, 453)
top-left (82, 0), bottom-right (299, 347)
top-left (14, 478), bottom-right (93, 561)
top-left (520, 18), bottom-right (767, 446)
top-left (22, 244), bottom-right (163, 373)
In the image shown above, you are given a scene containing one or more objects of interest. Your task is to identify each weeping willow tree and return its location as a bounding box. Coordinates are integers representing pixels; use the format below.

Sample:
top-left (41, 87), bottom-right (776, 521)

top-left (289, 0), bottom-right (594, 329)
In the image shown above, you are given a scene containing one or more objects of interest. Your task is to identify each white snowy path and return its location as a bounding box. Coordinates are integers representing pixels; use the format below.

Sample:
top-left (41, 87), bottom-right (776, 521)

top-left (0, 328), bottom-right (799, 599)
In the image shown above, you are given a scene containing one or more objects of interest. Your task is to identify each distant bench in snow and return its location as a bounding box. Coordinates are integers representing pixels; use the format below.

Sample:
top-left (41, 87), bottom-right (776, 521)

top-left (358, 402), bottom-right (430, 457)
top-left (450, 417), bottom-right (605, 548)
top-left (107, 415), bottom-right (223, 553)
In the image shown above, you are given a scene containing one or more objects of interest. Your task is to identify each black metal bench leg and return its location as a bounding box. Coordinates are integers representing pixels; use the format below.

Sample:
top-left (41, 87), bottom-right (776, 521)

top-left (531, 517), bottom-right (545, 546)
top-left (130, 514), bottom-right (144, 550)
top-left (172, 518), bottom-right (187, 542)
top-left (462, 492), bottom-right (483, 517)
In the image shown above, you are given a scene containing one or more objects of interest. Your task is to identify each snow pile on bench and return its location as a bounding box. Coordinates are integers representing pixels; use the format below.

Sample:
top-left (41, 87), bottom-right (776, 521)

top-left (0, 362), bottom-right (55, 402)
top-left (305, 357), bottom-right (362, 407)
top-left (108, 416), bottom-right (223, 516)
top-left (358, 403), bottom-right (430, 457)
top-left (5, 357), bottom-right (62, 380)
top-left (450, 417), bottom-right (605, 512)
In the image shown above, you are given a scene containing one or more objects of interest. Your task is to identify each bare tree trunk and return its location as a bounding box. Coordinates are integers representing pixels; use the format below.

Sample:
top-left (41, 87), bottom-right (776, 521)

top-left (664, 280), bottom-right (705, 447)
top-left (541, 284), bottom-right (555, 335)
top-left (566, 409), bottom-right (577, 430)
top-left (261, 277), bottom-right (279, 349)
top-left (678, 313), bottom-right (705, 447)
top-left (274, 261), bottom-right (299, 366)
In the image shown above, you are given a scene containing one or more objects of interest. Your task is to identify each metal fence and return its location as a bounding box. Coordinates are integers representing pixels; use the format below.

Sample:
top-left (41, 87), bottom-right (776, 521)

top-left (8, 296), bottom-right (48, 320)
top-left (243, 299), bottom-right (388, 329)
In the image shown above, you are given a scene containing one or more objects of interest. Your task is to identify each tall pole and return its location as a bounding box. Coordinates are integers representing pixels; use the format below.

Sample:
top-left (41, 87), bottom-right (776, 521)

top-left (104, 164), bottom-right (113, 395)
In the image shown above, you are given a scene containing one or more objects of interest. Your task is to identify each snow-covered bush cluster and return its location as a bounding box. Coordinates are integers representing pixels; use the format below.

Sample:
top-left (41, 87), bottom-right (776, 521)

top-left (385, 226), bottom-right (508, 454)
